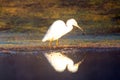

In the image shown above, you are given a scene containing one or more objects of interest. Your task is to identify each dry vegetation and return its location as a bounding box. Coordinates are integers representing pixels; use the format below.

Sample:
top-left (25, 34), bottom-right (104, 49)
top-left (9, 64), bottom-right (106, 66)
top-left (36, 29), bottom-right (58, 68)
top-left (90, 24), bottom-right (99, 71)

top-left (0, 0), bottom-right (120, 34)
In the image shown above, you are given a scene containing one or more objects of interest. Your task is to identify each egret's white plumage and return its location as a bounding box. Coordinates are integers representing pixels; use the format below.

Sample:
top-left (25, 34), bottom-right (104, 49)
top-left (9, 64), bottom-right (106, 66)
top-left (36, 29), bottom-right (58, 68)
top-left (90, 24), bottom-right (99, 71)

top-left (42, 20), bottom-right (67, 42)
top-left (44, 52), bottom-right (84, 73)
top-left (42, 18), bottom-right (84, 46)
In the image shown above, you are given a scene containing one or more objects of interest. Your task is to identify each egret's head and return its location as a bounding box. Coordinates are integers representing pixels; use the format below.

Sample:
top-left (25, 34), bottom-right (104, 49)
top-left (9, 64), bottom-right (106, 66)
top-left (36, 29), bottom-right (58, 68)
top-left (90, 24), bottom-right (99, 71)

top-left (67, 18), bottom-right (84, 32)
top-left (67, 59), bottom-right (84, 73)
top-left (67, 61), bottom-right (80, 73)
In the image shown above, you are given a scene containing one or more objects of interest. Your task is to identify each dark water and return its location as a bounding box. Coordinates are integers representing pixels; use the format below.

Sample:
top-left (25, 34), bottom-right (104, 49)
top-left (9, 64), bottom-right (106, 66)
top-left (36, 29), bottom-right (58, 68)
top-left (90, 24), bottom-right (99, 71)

top-left (0, 47), bottom-right (120, 80)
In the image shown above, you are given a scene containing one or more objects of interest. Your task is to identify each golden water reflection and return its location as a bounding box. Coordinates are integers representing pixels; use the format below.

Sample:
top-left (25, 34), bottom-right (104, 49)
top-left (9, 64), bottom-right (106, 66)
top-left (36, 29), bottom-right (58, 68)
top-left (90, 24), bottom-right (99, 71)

top-left (44, 52), bottom-right (84, 73)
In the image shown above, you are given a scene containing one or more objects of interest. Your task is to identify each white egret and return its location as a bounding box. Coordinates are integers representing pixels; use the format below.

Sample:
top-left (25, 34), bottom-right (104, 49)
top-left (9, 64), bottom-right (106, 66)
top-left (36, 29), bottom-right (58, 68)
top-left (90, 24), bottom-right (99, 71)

top-left (44, 52), bottom-right (84, 73)
top-left (42, 18), bottom-right (84, 46)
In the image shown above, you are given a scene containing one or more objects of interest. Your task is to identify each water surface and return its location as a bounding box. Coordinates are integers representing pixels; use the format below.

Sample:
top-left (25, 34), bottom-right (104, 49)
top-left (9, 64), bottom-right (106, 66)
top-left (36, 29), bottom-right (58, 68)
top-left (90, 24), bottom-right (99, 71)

top-left (0, 47), bottom-right (120, 80)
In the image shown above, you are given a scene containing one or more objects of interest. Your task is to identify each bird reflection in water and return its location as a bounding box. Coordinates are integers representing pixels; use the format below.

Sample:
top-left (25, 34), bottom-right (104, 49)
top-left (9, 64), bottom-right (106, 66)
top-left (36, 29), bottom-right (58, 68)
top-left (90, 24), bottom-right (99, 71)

top-left (44, 52), bottom-right (84, 73)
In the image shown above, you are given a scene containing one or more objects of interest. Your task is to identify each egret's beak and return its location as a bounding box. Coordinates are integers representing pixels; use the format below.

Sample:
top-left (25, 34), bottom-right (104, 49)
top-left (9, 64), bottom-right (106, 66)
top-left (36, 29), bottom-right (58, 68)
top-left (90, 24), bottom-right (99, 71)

top-left (75, 59), bottom-right (84, 66)
top-left (76, 25), bottom-right (84, 32)
top-left (76, 25), bottom-right (86, 35)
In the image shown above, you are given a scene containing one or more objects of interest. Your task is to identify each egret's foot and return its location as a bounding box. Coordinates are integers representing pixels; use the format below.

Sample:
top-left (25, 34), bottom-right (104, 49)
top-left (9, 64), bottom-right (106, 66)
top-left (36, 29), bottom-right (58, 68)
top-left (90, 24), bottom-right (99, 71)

top-left (56, 39), bottom-right (59, 47)
top-left (56, 44), bottom-right (59, 47)
top-left (49, 41), bottom-right (52, 48)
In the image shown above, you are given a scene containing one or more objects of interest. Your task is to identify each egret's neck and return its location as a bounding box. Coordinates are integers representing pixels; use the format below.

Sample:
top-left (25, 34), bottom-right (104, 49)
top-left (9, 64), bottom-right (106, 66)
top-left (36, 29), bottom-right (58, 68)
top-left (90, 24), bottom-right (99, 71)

top-left (67, 63), bottom-right (79, 73)
top-left (66, 24), bottom-right (73, 33)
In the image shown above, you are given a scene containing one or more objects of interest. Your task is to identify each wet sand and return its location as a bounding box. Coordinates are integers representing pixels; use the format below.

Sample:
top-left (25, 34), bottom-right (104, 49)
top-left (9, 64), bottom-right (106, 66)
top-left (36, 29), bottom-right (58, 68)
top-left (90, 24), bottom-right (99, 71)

top-left (0, 47), bottom-right (120, 80)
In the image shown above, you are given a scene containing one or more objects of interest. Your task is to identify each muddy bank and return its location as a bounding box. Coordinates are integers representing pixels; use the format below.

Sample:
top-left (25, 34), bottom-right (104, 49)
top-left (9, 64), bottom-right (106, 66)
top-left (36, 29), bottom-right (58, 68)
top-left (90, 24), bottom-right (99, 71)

top-left (0, 46), bottom-right (120, 54)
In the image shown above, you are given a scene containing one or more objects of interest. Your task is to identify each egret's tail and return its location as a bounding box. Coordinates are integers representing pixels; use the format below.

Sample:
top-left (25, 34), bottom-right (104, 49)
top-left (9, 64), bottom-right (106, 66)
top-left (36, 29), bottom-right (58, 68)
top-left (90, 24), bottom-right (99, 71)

top-left (42, 38), bottom-right (46, 42)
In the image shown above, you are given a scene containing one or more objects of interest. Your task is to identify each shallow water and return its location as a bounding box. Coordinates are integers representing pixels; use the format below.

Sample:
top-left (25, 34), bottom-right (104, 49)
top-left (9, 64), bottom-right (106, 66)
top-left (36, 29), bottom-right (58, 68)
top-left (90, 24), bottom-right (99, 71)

top-left (0, 47), bottom-right (120, 80)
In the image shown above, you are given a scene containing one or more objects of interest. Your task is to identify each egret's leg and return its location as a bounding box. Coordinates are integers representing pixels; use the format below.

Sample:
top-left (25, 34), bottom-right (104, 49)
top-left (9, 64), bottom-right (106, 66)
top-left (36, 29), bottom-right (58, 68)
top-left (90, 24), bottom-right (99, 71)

top-left (49, 40), bottom-right (52, 47)
top-left (56, 39), bottom-right (59, 46)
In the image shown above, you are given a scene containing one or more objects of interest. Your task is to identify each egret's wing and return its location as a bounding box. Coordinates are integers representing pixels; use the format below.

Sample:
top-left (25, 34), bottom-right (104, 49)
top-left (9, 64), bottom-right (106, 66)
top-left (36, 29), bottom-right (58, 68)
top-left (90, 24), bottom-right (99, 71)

top-left (42, 20), bottom-right (66, 42)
